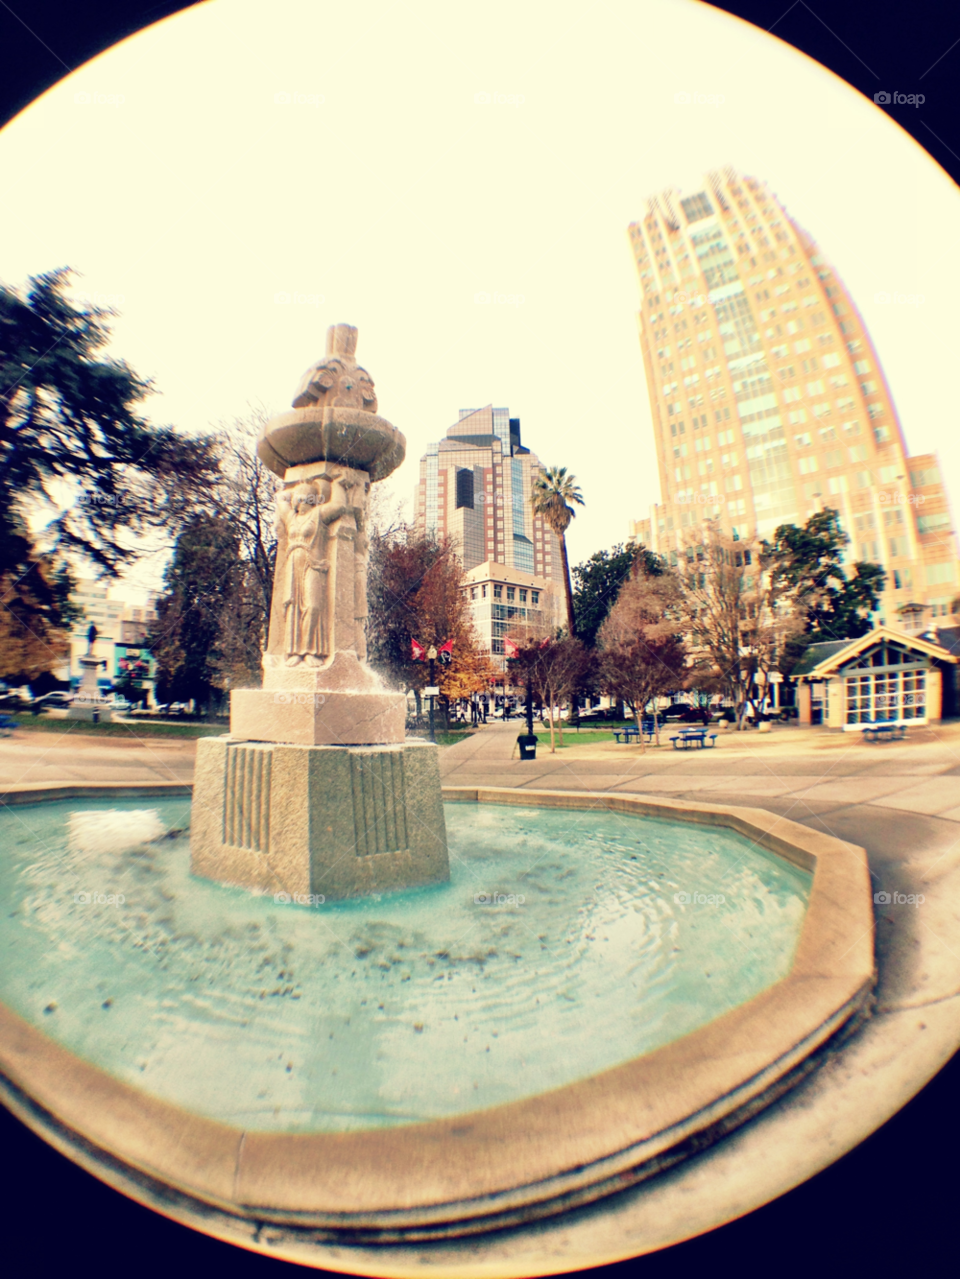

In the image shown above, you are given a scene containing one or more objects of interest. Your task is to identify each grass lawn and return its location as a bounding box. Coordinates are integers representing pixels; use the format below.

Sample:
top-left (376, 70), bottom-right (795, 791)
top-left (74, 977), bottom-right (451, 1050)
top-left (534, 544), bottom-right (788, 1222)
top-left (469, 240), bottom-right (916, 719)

top-left (3, 714), bottom-right (225, 739)
top-left (535, 730), bottom-right (621, 748)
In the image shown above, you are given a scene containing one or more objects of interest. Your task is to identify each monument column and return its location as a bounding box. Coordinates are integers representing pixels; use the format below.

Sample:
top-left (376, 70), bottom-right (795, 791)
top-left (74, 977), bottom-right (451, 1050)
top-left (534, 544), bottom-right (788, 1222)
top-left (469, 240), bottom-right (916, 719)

top-left (191, 325), bottom-right (449, 901)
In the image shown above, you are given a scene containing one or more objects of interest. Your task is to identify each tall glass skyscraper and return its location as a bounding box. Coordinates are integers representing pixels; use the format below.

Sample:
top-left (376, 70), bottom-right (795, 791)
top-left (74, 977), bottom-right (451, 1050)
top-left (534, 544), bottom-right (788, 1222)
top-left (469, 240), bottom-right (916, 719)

top-left (628, 168), bottom-right (959, 627)
top-left (414, 405), bottom-right (558, 579)
top-left (413, 406), bottom-right (563, 657)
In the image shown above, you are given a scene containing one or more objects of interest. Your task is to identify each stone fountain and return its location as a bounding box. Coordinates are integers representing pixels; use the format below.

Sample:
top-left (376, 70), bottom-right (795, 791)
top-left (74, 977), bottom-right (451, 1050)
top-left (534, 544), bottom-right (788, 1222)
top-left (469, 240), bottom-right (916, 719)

top-left (191, 325), bottom-right (449, 901)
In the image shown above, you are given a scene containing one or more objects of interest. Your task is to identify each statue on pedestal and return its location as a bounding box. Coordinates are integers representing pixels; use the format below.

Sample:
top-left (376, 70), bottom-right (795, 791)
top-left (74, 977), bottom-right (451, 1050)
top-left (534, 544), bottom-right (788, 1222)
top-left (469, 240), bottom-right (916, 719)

top-left (259, 326), bottom-right (397, 679)
top-left (191, 322), bottom-right (449, 902)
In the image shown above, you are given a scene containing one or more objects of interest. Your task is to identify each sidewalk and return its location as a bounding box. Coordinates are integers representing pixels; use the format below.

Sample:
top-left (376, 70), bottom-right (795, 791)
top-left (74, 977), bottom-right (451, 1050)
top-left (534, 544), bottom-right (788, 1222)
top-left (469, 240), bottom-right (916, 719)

top-left (0, 724), bottom-right (197, 787)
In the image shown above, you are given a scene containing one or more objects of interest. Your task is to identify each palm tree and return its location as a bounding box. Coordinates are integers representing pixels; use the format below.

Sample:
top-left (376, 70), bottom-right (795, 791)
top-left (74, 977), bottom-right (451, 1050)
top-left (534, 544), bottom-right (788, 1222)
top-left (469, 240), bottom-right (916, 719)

top-left (531, 466), bottom-right (584, 637)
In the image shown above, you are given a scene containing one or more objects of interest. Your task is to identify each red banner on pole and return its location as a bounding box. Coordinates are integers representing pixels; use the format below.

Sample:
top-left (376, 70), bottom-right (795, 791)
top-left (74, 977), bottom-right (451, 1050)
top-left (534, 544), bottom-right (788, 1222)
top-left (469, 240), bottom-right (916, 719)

top-left (411, 638), bottom-right (425, 661)
top-left (437, 639), bottom-right (453, 666)
top-left (504, 635), bottom-right (519, 660)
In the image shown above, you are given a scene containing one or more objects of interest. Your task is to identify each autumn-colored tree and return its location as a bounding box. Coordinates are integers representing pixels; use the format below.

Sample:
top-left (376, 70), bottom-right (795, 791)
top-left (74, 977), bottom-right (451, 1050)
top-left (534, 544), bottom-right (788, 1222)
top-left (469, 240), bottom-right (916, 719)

top-left (0, 560), bottom-right (75, 687)
top-left (511, 636), bottom-right (590, 752)
top-left (598, 570), bottom-right (688, 749)
top-left (366, 526), bottom-right (494, 723)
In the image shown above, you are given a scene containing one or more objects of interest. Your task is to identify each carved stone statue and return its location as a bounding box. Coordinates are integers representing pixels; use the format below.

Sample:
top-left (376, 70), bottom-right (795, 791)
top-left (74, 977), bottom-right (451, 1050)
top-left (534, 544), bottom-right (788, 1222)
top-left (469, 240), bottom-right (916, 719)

top-left (275, 479), bottom-right (340, 665)
top-left (267, 464), bottom-right (370, 666)
top-left (257, 327), bottom-right (396, 685)
top-left (292, 324), bottom-right (378, 414)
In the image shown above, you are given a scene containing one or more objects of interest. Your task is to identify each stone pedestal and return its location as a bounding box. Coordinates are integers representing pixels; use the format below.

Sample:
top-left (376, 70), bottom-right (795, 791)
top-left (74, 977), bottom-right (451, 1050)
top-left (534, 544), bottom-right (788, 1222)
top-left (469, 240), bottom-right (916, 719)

top-left (190, 737), bottom-right (449, 901)
top-left (230, 652), bottom-right (405, 747)
top-left (67, 657), bottom-right (113, 723)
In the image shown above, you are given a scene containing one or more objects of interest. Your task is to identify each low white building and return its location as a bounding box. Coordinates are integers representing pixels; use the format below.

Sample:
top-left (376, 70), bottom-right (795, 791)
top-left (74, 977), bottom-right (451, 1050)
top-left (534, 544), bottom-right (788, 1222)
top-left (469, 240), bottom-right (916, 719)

top-left (790, 627), bottom-right (958, 729)
top-left (462, 561), bottom-right (561, 671)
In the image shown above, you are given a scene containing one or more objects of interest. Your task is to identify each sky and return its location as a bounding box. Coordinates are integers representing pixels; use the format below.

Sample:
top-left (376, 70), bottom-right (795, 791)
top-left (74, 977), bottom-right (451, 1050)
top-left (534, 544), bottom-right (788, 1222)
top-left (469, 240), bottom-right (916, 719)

top-left (1, 0), bottom-right (958, 602)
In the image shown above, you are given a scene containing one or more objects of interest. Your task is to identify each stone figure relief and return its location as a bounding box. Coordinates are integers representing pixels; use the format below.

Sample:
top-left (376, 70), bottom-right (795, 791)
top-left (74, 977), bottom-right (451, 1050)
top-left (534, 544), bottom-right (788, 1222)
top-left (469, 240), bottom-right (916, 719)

top-left (268, 465), bottom-right (369, 666)
top-left (292, 323), bottom-right (378, 414)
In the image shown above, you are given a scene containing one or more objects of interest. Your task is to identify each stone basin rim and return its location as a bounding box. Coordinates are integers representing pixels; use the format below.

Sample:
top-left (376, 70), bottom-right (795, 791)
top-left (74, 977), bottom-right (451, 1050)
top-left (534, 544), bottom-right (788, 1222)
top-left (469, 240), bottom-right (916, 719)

top-left (0, 783), bottom-right (874, 1239)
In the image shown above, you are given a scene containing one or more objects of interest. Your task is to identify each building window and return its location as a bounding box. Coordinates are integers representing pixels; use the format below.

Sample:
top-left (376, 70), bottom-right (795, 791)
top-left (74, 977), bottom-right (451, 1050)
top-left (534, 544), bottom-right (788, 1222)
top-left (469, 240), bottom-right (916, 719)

top-left (531, 591), bottom-right (539, 605)
top-left (845, 669), bottom-right (925, 725)
top-left (493, 584), bottom-right (502, 600)
top-left (917, 513), bottom-right (951, 534)
top-left (507, 587), bottom-right (515, 602)
top-left (927, 562), bottom-right (954, 586)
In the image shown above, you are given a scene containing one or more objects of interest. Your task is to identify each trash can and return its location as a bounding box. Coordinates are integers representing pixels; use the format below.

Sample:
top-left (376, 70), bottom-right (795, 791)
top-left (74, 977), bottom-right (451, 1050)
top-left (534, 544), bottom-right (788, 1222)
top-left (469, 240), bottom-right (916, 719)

top-left (517, 733), bottom-right (538, 760)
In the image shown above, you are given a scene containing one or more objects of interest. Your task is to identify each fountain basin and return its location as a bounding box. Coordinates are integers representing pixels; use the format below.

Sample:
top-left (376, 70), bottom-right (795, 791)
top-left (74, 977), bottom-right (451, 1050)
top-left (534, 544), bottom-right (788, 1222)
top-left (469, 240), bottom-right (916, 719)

top-left (0, 784), bottom-right (873, 1249)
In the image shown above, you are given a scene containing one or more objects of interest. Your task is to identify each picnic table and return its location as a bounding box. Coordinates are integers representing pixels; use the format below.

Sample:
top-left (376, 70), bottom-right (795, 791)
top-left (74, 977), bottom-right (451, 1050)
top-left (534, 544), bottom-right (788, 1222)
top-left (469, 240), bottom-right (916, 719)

top-left (612, 720), bottom-right (657, 744)
top-left (670, 729), bottom-right (718, 750)
top-left (862, 723), bottom-right (907, 742)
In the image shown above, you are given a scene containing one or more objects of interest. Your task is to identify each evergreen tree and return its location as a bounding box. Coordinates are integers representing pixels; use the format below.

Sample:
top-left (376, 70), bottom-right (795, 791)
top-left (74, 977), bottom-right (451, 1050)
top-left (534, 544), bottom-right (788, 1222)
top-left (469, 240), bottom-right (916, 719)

top-left (150, 514), bottom-right (247, 712)
top-left (0, 268), bottom-right (217, 680)
top-left (572, 542), bottom-right (665, 648)
top-left (761, 509), bottom-right (886, 652)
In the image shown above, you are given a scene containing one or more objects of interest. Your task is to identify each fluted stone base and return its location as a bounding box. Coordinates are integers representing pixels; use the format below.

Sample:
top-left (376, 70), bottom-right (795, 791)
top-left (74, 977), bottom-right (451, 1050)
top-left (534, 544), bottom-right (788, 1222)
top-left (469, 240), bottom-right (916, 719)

top-left (190, 737), bottom-right (449, 902)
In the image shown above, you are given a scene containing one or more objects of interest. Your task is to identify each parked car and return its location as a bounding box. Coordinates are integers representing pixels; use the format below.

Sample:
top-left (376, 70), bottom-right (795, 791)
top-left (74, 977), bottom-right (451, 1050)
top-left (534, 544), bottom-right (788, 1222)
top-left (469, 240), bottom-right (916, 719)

top-left (109, 696), bottom-right (133, 713)
top-left (158, 701), bottom-right (189, 717)
top-left (32, 691), bottom-right (75, 711)
top-left (661, 705), bottom-right (710, 724)
top-left (0, 693), bottom-right (29, 712)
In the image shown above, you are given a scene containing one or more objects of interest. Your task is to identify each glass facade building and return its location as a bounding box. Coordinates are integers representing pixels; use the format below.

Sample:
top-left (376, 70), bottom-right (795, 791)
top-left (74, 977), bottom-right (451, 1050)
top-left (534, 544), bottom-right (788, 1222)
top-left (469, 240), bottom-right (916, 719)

top-left (628, 167), bottom-right (960, 627)
top-left (414, 404), bottom-right (560, 581)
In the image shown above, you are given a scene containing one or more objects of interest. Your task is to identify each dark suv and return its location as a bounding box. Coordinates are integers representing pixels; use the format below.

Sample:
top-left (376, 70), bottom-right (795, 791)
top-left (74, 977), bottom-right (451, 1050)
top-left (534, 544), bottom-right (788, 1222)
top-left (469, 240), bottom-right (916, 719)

top-left (662, 705), bottom-right (711, 725)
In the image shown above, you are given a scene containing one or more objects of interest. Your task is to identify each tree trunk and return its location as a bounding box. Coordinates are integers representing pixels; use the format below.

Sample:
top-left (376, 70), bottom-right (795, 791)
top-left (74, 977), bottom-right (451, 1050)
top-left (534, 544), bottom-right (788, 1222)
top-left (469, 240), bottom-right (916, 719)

top-left (548, 696), bottom-right (557, 752)
top-left (634, 704), bottom-right (646, 753)
top-left (558, 534), bottom-right (576, 638)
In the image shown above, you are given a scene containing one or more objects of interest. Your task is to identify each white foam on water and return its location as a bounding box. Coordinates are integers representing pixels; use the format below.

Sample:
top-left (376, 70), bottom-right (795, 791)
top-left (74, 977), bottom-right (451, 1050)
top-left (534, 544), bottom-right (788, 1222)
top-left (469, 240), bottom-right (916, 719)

top-left (67, 808), bottom-right (167, 854)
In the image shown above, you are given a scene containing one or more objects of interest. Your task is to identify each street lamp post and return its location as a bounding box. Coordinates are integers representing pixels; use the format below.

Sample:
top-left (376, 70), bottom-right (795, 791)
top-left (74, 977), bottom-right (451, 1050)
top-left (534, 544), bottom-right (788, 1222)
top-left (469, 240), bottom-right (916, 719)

top-left (426, 645), bottom-right (437, 743)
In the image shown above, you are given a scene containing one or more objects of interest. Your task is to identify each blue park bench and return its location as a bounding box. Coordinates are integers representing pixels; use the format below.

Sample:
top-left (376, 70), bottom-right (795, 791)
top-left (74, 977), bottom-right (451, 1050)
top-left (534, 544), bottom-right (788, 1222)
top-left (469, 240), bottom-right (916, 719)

top-left (0, 715), bottom-right (18, 737)
top-left (862, 723), bottom-right (907, 742)
top-left (670, 729), bottom-right (719, 750)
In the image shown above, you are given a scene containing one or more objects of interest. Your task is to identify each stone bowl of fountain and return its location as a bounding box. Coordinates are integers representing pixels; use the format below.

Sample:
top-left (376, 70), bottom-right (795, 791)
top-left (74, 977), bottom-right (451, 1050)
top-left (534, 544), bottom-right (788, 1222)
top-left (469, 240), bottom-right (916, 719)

top-left (256, 325), bottom-right (405, 484)
top-left (0, 327), bottom-right (875, 1275)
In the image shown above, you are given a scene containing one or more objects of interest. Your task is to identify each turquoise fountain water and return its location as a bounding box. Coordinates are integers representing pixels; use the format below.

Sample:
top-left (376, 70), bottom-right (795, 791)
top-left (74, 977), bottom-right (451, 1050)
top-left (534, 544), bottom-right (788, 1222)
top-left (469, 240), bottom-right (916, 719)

top-left (0, 797), bottom-right (810, 1132)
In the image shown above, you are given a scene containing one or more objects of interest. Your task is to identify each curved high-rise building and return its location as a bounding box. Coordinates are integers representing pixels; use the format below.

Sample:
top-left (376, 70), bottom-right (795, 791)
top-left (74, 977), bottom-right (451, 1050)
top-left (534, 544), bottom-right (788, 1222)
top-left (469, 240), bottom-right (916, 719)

top-left (628, 168), bottom-right (959, 627)
top-left (413, 405), bottom-right (563, 659)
